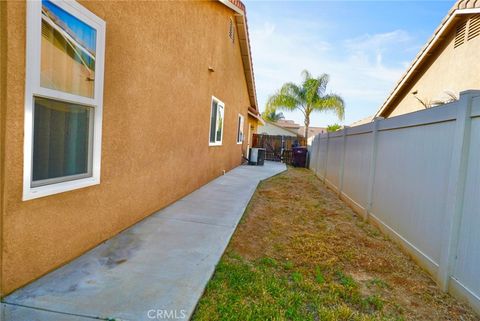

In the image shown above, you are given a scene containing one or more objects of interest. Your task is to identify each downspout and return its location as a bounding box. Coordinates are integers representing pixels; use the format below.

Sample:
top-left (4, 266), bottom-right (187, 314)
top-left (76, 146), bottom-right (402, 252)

top-left (0, 0), bottom-right (7, 300)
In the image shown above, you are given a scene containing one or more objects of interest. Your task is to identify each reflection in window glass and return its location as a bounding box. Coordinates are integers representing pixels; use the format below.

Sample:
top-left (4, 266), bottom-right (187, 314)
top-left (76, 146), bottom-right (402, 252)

top-left (32, 97), bottom-right (92, 185)
top-left (41, 0), bottom-right (96, 98)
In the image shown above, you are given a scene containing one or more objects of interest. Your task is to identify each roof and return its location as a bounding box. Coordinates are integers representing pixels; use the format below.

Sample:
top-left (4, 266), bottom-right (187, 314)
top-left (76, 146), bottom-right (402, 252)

top-left (218, 0), bottom-right (259, 115)
top-left (261, 121), bottom-right (301, 136)
top-left (298, 126), bottom-right (327, 138)
top-left (350, 115), bottom-right (374, 127)
top-left (375, 0), bottom-right (480, 118)
top-left (275, 119), bottom-right (301, 129)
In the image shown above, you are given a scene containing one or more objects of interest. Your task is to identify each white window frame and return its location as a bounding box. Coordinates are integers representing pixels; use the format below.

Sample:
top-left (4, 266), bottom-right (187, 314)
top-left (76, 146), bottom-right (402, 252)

top-left (209, 96), bottom-right (225, 146)
top-left (237, 114), bottom-right (244, 144)
top-left (23, 0), bottom-right (106, 201)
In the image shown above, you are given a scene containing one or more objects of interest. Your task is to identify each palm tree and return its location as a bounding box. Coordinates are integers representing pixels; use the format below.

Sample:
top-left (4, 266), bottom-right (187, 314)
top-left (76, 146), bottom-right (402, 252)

top-left (327, 124), bottom-right (342, 132)
top-left (266, 70), bottom-right (344, 138)
top-left (262, 110), bottom-right (285, 122)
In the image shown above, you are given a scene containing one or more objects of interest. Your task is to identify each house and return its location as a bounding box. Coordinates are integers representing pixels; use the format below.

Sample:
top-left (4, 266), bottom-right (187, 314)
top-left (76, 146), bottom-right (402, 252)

top-left (258, 120), bottom-right (299, 137)
top-left (258, 119), bottom-right (326, 141)
top-left (298, 126), bottom-right (327, 140)
top-left (374, 0), bottom-right (480, 118)
top-left (350, 115), bottom-right (374, 126)
top-left (275, 119), bottom-right (302, 132)
top-left (0, 0), bottom-right (263, 296)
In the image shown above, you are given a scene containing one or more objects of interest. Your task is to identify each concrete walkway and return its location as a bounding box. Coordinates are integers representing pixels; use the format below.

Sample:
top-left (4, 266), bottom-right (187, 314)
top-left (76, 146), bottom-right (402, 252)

top-left (2, 162), bottom-right (286, 321)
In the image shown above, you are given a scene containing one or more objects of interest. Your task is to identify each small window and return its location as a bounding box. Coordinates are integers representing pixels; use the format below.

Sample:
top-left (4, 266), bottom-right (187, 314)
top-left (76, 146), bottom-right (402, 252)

top-left (237, 114), bottom-right (244, 144)
top-left (209, 97), bottom-right (225, 146)
top-left (24, 0), bottom-right (106, 200)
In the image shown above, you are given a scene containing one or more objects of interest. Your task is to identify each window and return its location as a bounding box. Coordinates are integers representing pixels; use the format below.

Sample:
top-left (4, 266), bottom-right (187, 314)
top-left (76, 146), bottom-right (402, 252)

top-left (24, 0), bottom-right (105, 200)
top-left (209, 97), bottom-right (224, 146)
top-left (237, 114), bottom-right (244, 144)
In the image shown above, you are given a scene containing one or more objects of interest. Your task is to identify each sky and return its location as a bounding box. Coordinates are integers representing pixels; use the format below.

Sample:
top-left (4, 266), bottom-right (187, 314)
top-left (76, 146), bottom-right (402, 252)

top-left (244, 0), bottom-right (454, 127)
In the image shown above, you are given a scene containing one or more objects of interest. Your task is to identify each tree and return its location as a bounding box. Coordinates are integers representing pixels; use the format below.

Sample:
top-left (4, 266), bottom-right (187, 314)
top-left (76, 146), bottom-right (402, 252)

top-left (327, 124), bottom-right (342, 132)
top-left (262, 110), bottom-right (285, 122)
top-left (266, 70), bottom-right (344, 138)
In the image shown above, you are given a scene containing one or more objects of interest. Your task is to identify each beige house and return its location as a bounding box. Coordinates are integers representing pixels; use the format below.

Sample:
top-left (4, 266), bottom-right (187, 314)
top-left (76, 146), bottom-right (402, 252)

top-left (258, 120), bottom-right (299, 137)
top-left (375, 0), bottom-right (480, 118)
top-left (259, 119), bottom-right (326, 140)
top-left (0, 0), bottom-right (263, 296)
top-left (299, 126), bottom-right (327, 140)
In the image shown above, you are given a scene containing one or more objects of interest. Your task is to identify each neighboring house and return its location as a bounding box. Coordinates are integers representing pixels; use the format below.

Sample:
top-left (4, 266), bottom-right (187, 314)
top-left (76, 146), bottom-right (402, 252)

top-left (258, 121), bottom-right (299, 137)
top-left (0, 0), bottom-right (262, 295)
top-left (259, 119), bottom-right (326, 141)
top-left (350, 115), bottom-right (374, 126)
top-left (375, 0), bottom-right (480, 118)
top-left (275, 119), bottom-right (302, 132)
top-left (298, 126), bottom-right (327, 140)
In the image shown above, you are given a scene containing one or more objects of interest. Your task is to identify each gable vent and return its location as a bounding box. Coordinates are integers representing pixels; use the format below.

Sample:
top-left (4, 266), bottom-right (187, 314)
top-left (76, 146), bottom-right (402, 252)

top-left (467, 16), bottom-right (480, 41)
top-left (454, 21), bottom-right (467, 48)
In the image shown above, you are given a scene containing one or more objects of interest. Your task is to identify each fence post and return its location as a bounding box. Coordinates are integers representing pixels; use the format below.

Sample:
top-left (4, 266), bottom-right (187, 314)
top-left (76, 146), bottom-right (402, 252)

top-left (312, 135), bottom-right (318, 174)
top-left (338, 127), bottom-right (348, 196)
top-left (365, 118), bottom-right (382, 220)
top-left (311, 136), bottom-right (316, 173)
top-left (438, 90), bottom-right (476, 291)
top-left (322, 132), bottom-right (330, 182)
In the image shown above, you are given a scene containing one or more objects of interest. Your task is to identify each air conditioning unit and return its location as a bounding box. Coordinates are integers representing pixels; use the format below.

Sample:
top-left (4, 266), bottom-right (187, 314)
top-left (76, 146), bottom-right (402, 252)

top-left (248, 148), bottom-right (266, 166)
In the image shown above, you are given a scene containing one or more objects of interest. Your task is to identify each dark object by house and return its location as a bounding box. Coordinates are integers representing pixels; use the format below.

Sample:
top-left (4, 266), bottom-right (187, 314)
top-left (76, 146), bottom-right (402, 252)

top-left (248, 147), bottom-right (266, 165)
top-left (292, 147), bottom-right (308, 167)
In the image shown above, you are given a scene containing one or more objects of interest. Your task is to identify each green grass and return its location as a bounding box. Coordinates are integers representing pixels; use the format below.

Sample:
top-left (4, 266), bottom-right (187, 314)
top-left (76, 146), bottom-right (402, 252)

top-left (193, 253), bottom-right (398, 321)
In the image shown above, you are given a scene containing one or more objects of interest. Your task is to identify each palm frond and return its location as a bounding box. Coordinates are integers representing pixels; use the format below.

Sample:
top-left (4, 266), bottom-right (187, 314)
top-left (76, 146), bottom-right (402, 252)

top-left (312, 93), bottom-right (345, 120)
top-left (266, 82), bottom-right (303, 112)
top-left (305, 74), bottom-right (329, 105)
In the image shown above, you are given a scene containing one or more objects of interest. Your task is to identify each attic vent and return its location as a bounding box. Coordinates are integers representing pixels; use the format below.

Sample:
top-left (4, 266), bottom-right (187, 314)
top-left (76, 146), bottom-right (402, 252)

top-left (454, 21), bottom-right (467, 48)
top-left (229, 18), bottom-right (235, 43)
top-left (467, 16), bottom-right (480, 41)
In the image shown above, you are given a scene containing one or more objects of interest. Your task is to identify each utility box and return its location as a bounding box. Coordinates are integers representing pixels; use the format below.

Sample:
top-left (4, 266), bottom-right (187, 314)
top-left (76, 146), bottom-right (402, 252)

top-left (248, 148), bottom-right (266, 166)
top-left (292, 147), bottom-right (308, 167)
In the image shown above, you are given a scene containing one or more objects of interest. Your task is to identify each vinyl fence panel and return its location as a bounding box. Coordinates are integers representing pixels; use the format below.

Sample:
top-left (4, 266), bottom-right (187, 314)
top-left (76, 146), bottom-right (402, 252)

top-left (308, 90), bottom-right (480, 315)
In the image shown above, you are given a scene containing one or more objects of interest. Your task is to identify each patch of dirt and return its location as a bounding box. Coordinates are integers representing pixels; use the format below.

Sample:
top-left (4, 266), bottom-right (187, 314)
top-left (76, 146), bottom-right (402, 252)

top-left (231, 167), bottom-right (479, 321)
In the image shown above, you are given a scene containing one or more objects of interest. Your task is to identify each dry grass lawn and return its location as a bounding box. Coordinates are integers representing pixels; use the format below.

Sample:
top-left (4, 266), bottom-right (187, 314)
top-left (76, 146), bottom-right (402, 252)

top-left (193, 167), bottom-right (479, 321)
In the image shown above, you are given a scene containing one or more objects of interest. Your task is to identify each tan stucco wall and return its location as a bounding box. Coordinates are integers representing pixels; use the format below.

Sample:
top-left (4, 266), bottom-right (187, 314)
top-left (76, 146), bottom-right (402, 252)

top-left (0, 0), bottom-right (7, 299)
top-left (2, 0), bottom-right (253, 294)
top-left (387, 16), bottom-right (480, 117)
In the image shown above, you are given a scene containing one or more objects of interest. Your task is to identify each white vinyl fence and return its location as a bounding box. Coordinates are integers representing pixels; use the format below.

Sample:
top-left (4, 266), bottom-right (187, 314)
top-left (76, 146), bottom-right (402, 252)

top-left (309, 90), bottom-right (480, 314)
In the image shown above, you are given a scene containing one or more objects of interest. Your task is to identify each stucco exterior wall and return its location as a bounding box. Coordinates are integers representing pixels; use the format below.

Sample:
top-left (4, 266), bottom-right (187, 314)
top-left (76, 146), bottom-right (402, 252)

top-left (387, 17), bottom-right (480, 117)
top-left (1, 0), bottom-right (253, 294)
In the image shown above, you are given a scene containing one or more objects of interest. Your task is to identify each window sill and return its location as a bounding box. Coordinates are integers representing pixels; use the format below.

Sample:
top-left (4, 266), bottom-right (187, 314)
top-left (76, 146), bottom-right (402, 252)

top-left (209, 143), bottom-right (223, 147)
top-left (23, 176), bottom-right (100, 201)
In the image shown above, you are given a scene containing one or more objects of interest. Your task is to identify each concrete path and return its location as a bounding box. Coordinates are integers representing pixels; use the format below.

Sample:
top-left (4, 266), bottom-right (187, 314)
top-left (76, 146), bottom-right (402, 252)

top-left (2, 162), bottom-right (286, 321)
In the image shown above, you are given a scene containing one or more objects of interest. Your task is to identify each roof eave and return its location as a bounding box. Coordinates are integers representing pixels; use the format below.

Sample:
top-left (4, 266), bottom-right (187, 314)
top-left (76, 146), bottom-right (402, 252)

top-left (218, 0), bottom-right (259, 115)
top-left (375, 5), bottom-right (478, 118)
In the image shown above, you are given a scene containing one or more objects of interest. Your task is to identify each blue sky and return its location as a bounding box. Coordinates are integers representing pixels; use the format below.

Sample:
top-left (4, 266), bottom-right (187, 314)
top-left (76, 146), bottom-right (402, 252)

top-left (245, 0), bottom-right (454, 127)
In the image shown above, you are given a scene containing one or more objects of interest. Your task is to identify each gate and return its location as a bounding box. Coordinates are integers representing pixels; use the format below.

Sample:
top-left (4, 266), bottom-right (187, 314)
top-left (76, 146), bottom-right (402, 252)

top-left (252, 134), bottom-right (306, 163)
